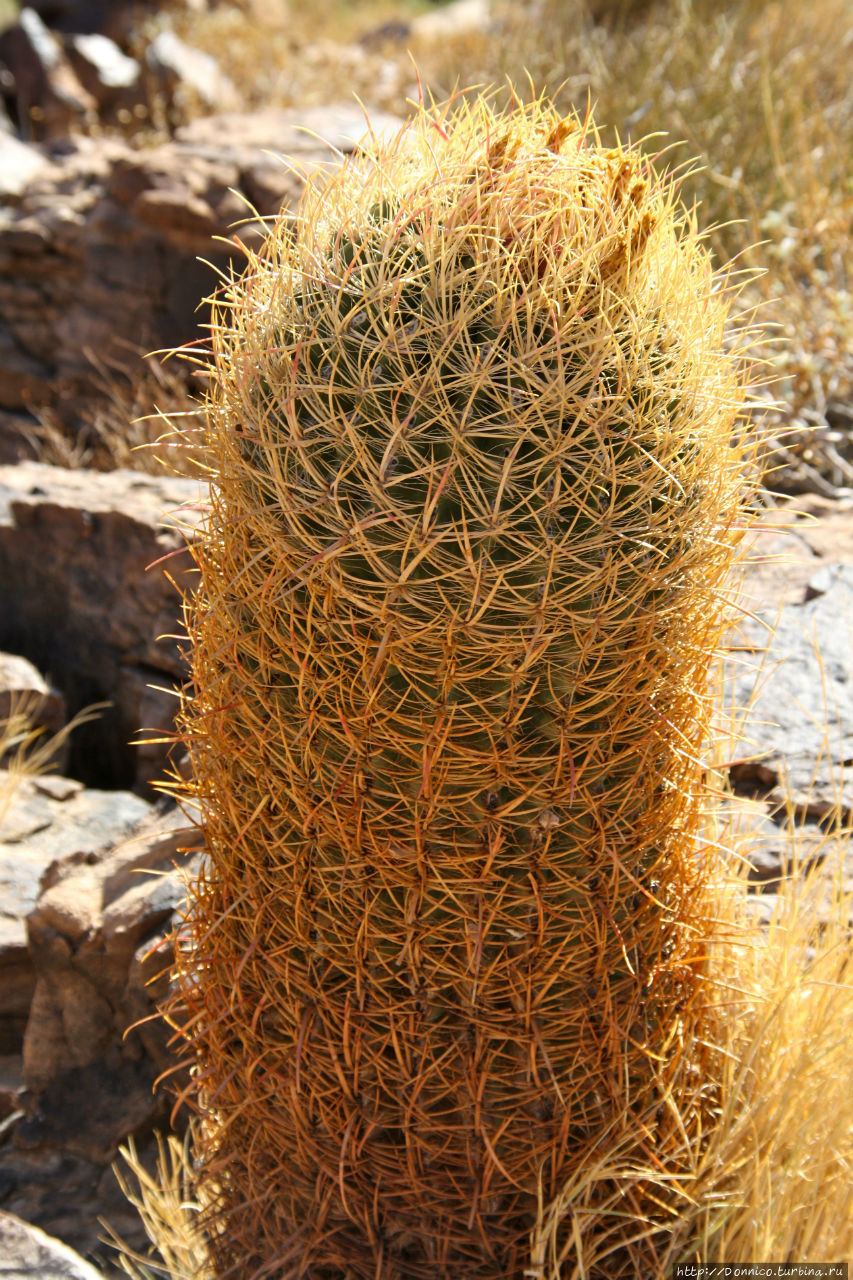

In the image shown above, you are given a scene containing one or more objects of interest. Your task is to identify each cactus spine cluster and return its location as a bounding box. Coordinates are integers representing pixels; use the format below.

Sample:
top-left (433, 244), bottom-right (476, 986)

top-left (172, 95), bottom-right (749, 1278)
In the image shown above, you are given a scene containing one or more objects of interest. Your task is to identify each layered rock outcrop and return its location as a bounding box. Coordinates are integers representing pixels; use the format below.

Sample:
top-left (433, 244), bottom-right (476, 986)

top-left (0, 796), bottom-right (199, 1272)
top-left (0, 105), bottom-right (399, 440)
top-left (0, 462), bottom-right (202, 788)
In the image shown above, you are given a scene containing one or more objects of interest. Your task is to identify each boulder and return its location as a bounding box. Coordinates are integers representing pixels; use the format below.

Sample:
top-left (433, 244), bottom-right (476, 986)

top-left (0, 135), bottom-right (51, 201)
top-left (730, 561), bottom-right (853, 817)
top-left (0, 773), bottom-right (152, 1053)
top-left (23, 804), bottom-right (199, 1092)
top-left (0, 8), bottom-right (96, 140)
top-left (63, 34), bottom-right (141, 116)
top-left (0, 462), bottom-right (203, 788)
top-left (732, 498), bottom-right (853, 818)
top-left (143, 28), bottom-right (240, 115)
top-left (0, 1211), bottom-right (103, 1278)
top-left (0, 805), bottom-right (199, 1269)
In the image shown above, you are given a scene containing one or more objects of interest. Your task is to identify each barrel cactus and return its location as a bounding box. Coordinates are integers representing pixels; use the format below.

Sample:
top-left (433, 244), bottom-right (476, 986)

top-left (170, 94), bottom-right (751, 1278)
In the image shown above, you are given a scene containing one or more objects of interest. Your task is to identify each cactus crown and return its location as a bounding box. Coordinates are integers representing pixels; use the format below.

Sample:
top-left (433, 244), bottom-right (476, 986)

top-left (175, 95), bottom-right (751, 1279)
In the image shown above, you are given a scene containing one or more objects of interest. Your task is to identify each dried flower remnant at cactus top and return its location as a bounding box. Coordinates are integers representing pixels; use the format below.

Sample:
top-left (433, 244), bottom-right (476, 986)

top-left (170, 96), bottom-right (752, 1279)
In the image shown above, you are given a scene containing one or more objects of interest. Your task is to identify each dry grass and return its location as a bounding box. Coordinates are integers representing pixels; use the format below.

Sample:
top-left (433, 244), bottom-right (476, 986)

top-left (105, 1131), bottom-right (212, 1280)
top-left (0, 0), bottom-right (18, 34)
top-left (0, 696), bottom-right (105, 827)
top-left (24, 349), bottom-right (209, 476)
top-left (670, 844), bottom-right (853, 1263)
top-left (527, 827), bottom-right (853, 1273)
top-left (154, 0), bottom-right (432, 114)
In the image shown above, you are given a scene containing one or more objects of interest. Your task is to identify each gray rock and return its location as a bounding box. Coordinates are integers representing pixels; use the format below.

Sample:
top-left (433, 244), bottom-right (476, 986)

top-left (15, 1055), bottom-right (167, 1165)
top-left (0, 463), bottom-right (203, 789)
top-left (144, 28), bottom-right (240, 114)
top-left (64, 33), bottom-right (140, 112)
top-left (0, 326), bottom-right (53, 412)
top-left (0, 1054), bottom-right (24, 1120)
top-left (0, 1210), bottom-right (104, 1278)
top-left (0, 1139), bottom-right (162, 1272)
top-left (0, 8), bottom-right (95, 140)
top-left (23, 805), bottom-right (199, 1091)
top-left (729, 561), bottom-right (853, 817)
top-left (0, 805), bottom-right (197, 1272)
top-left (0, 774), bottom-right (152, 1053)
top-left (0, 135), bottom-right (51, 200)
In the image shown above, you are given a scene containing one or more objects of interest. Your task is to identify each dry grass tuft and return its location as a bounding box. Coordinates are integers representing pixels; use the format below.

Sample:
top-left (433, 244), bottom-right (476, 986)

top-left (105, 1130), bottom-right (213, 1280)
top-left (24, 349), bottom-right (208, 477)
top-left (527, 827), bottom-right (853, 1273)
top-left (0, 696), bottom-right (105, 826)
top-left (670, 844), bottom-right (853, 1263)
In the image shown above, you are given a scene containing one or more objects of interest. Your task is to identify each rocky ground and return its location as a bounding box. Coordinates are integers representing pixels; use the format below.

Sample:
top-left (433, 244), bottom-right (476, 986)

top-left (0, 0), bottom-right (852, 1275)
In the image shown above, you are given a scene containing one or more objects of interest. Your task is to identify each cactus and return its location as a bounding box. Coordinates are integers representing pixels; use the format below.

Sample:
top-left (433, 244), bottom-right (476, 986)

top-left (170, 94), bottom-right (751, 1278)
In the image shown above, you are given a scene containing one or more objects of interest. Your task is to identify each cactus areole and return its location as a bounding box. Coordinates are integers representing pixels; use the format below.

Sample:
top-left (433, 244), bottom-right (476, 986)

top-left (173, 96), bottom-right (749, 1278)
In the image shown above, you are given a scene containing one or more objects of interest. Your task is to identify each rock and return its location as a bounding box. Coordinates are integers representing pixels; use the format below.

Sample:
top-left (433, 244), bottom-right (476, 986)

top-left (0, 462), bottom-right (203, 788)
top-left (143, 28), bottom-right (241, 115)
top-left (788, 492), bottom-right (853, 563)
top-left (0, 8), bottom-right (96, 140)
top-left (0, 652), bottom-right (66, 757)
top-left (0, 774), bottom-right (152, 1053)
top-left (803, 562), bottom-right (836, 601)
top-left (411, 0), bottom-right (492, 40)
top-left (23, 805), bottom-right (199, 1091)
top-left (64, 34), bottom-right (141, 115)
top-left (15, 1057), bottom-right (168, 1164)
top-left (0, 805), bottom-right (198, 1271)
top-left (0, 1143), bottom-right (153, 1273)
top-left (0, 104), bottom-right (400, 428)
top-left (114, 666), bottom-right (181, 789)
top-left (170, 101), bottom-right (402, 162)
top-left (0, 1055), bottom-right (24, 1121)
top-left (0, 324), bottom-right (53, 412)
top-left (25, 0), bottom-right (146, 42)
top-left (0, 135), bottom-right (52, 201)
top-left (729, 560), bottom-right (853, 818)
top-left (359, 19), bottom-right (412, 49)
top-left (0, 412), bottom-right (38, 464)
top-left (0, 1210), bottom-right (104, 1278)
